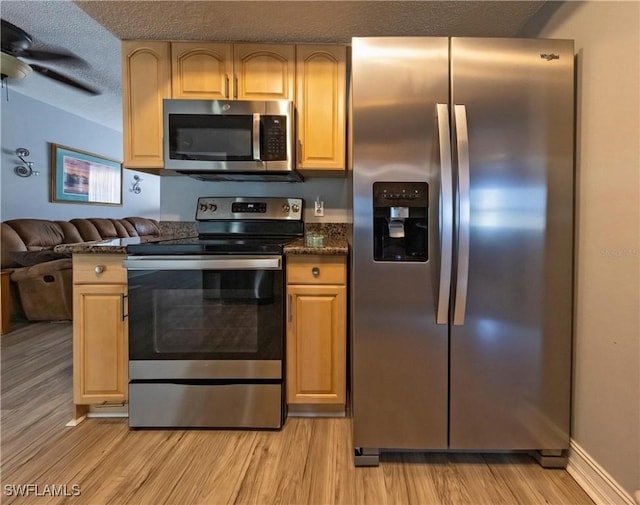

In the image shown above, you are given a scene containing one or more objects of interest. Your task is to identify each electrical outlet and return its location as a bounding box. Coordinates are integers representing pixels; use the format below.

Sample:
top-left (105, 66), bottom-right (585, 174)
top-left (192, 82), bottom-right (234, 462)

top-left (314, 199), bottom-right (324, 217)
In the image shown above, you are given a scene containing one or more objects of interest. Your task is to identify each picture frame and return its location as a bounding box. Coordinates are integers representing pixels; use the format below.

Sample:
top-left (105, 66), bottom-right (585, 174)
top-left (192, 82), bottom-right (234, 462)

top-left (50, 143), bottom-right (122, 206)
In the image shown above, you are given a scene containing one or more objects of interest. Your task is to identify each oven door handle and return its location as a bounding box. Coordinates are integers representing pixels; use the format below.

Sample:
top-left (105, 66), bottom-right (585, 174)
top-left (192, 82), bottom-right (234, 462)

top-left (123, 255), bottom-right (282, 271)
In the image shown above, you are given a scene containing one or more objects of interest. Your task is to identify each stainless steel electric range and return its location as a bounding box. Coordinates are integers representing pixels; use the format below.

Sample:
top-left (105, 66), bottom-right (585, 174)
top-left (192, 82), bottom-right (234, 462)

top-left (124, 197), bottom-right (303, 429)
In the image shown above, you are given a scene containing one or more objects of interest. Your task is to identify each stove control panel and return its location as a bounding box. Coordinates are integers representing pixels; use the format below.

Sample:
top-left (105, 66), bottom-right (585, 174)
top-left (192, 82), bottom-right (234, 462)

top-left (196, 197), bottom-right (303, 221)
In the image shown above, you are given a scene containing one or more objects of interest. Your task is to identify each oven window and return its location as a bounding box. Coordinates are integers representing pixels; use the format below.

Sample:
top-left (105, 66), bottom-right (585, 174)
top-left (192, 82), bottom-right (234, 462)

top-left (128, 269), bottom-right (282, 361)
top-left (153, 289), bottom-right (259, 353)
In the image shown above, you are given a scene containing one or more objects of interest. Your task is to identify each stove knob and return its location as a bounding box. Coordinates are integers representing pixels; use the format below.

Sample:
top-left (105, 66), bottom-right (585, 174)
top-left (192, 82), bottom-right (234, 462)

top-left (291, 203), bottom-right (300, 213)
top-left (208, 203), bottom-right (217, 212)
top-left (199, 204), bottom-right (208, 212)
top-left (282, 204), bottom-right (290, 213)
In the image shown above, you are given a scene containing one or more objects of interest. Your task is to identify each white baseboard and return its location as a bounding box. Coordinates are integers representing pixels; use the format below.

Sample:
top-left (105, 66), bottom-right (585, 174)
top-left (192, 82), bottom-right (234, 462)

top-left (567, 440), bottom-right (636, 505)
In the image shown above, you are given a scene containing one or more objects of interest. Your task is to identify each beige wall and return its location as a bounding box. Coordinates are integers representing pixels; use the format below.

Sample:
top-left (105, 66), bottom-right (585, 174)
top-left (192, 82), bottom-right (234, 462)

top-left (540, 1), bottom-right (640, 497)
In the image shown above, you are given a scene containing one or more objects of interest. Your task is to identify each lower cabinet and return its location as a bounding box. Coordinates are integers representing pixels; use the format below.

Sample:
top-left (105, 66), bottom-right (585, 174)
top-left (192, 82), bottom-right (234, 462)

top-left (73, 255), bottom-right (128, 406)
top-left (286, 255), bottom-right (346, 413)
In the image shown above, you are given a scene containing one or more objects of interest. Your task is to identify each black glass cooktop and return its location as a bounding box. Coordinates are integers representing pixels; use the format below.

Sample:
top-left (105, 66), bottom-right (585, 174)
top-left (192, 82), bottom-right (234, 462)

top-left (127, 236), bottom-right (299, 255)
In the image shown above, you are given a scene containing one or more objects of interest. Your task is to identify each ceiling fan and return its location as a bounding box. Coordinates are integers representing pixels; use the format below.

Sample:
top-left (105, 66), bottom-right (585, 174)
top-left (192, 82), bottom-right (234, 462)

top-left (0, 19), bottom-right (100, 95)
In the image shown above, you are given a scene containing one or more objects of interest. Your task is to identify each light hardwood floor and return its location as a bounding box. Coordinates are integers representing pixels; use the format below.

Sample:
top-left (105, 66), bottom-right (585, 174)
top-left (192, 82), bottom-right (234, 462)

top-left (1, 322), bottom-right (593, 505)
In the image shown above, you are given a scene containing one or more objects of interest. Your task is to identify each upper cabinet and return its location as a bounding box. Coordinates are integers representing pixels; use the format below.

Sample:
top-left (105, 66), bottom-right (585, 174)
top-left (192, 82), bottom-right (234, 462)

top-left (122, 41), bottom-right (347, 174)
top-left (171, 43), bottom-right (294, 100)
top-left (122, 41), bottom-right (171, 170)
top-left (234, 44), bottom-right (295, 100)
top-left (171, 42), bottom-right (232, 99)
top-left (296, 45), bottom-right (347, 172)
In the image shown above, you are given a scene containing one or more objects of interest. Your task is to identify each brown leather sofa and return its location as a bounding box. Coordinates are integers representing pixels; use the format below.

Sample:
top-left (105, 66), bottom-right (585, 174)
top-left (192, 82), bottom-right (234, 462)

top-left (1, 217), bottom-right (160, 321)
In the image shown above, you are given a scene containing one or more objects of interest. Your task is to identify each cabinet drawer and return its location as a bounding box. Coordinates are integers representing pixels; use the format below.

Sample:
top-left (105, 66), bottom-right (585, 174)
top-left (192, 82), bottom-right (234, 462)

top-left (287, 255), bottom-right (346, 285)
top-left (73, 254), bottom-right (126, 284)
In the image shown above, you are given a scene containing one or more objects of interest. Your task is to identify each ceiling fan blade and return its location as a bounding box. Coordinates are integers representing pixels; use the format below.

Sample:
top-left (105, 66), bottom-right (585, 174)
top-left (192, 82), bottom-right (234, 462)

top-left (30, 64), bottom-right (100, 95)
top-left (17, 48), bottom-right (83, 63)
top-left (1, 19), bottom-right (32, 53)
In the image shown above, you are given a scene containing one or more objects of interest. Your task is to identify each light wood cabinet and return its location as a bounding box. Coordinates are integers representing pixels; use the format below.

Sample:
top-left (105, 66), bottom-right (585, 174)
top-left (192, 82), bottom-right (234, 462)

top-left (296, 45), bottom-right (347, 172)
top-left (286, 255), bottom-right (346, 413)
top-left (170, 42), bottom-right (294, 100)
top-left (122, 40), bottom-right (347, 174)
top-left (233, 44), bottom-right (295, 100)
top-left (73, 255), bottom-right (128, 406)
top-left (171, 42), bottom-right (232, 99)
top-left (122, 41), bottom-right (171, 169)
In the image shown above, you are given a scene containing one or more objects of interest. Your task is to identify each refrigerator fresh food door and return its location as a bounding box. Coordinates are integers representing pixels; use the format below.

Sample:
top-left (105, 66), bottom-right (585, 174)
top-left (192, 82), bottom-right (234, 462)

top-left (351, 37), bottom-right (450, 451)
top-left (449, 37), bottom-right (575, 450)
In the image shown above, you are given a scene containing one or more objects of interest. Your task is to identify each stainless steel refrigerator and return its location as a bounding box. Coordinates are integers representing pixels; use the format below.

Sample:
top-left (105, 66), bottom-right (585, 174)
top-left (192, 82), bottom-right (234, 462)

top-left (351, 37), bottom-right (574, 467)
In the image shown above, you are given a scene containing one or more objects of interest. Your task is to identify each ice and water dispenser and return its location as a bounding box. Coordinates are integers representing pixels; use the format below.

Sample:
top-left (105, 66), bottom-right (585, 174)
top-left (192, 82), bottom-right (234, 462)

top-left (373, 182), bottom-right (429, 262)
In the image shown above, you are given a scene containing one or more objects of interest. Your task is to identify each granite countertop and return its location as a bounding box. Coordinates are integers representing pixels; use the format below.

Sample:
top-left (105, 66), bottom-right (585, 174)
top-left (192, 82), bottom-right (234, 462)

top-left (54, 222), bottom-right (350, 256)
top-left (284, 223), bottom-right (349, 256)
top-left (283, 236), bottom-right (348, 255)
top-left (54, 235), bottom-right (194, 255)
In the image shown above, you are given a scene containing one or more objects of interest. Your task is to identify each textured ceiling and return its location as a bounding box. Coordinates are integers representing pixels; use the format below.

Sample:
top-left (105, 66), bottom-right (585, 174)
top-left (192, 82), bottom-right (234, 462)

top-left (1, 1), bottom-right (548, 132)
top-left (77, 1), bottom-right (547, 42)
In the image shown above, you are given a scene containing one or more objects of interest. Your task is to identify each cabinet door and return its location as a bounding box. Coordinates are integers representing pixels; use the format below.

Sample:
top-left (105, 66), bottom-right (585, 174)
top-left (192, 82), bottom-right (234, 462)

top-left (171, 42), bottom-right (232, 99)
top-left (73, 284), bottom-right (128, 404)
top-left (287, 284), bottom-right (346, 404)
top-left (233, 44), bottom-right (295, 100)
top-left (296, 45), bottom-right (347, 171)
top-left (122, 41), bottom-right (171, 169)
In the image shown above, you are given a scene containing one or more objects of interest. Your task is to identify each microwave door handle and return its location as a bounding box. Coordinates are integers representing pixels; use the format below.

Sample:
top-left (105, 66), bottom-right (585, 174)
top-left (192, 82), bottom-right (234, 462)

top-left (253, 113), bottom-right (261, 161)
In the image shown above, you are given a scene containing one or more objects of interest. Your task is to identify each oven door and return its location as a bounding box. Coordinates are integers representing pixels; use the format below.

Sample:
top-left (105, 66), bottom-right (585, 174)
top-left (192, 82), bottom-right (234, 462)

top-left (124, 255), bottom-right (283, 381)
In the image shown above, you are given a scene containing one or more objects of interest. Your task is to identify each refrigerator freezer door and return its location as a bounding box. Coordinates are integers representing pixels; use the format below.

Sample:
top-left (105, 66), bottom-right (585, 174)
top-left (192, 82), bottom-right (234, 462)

top-left (351, 37), bottom-right (450, 450)
top-left (449, 38), bottom-right (574, 450)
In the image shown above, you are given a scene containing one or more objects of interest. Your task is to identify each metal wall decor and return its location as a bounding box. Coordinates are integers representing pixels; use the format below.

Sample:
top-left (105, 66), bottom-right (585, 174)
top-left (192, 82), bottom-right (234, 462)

top-left (14, 147), bottom-right (39, 177)
top-left (130, 174), bottom-right (142, 194)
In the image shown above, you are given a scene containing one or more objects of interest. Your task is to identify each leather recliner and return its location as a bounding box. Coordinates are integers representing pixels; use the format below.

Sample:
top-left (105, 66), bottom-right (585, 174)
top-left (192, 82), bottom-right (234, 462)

top-left (1, 217), bottom-right (160, 321)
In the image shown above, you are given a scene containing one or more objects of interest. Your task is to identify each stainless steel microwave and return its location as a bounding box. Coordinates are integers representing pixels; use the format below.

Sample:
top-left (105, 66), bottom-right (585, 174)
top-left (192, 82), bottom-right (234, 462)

top-left (163, 99), bottom-right (301, 182)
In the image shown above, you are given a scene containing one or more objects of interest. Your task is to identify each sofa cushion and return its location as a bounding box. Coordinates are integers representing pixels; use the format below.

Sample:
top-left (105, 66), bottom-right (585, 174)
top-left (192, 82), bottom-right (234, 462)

top-left (10, 250), bottom-right (71, 267)
top-left (69, 218), bottom-right (102, 241)
top-left (55, 220), bottom-right (84, 243)
top-left (118, 219), bottom-right (138, 237)
top-left (110, 219), bottom-right (131, 238)
top-left (87, 218), bottom-right (120, 238)
top-left (124, 217), bottom-right (160, 238)
top-left (5, 219), bottom-right (64, 251)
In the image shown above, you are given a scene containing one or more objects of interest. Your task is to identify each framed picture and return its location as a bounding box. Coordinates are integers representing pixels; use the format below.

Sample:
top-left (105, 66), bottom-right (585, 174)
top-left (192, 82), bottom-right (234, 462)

top-left (50, 143), bottom-right (122, 205)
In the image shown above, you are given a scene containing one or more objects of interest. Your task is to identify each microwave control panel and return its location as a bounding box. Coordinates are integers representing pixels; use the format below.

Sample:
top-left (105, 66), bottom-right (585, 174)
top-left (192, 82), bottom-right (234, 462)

top-left (261, 116), bottom-right (288, 161)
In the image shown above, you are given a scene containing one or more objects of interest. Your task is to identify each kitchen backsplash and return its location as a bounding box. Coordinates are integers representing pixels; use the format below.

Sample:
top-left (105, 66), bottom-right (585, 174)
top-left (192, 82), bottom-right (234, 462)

top-left (158, 221), bottom-right (198, 238)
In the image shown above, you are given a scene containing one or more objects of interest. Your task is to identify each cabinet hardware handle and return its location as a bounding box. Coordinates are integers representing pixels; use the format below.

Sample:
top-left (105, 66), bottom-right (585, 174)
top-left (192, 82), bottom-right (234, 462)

top-left (234, 74), bottom-right (238, 99)
top-left (95, 265), bottom-right (105, 274)
top-left (224, 74), bottom-right (229, 98)
top-left (312, 267), bottom-right (320, 277)
top-left (121, 294), bottom-right (128, 321)
top-left (297, 140), bottom-right (302, 165)
top-left (288, 294), bottom-right (293, 323)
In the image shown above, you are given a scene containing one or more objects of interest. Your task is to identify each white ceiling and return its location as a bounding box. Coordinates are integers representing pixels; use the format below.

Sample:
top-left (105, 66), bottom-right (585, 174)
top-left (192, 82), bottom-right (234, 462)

top-left (0, 0), bottom-right (551, 132)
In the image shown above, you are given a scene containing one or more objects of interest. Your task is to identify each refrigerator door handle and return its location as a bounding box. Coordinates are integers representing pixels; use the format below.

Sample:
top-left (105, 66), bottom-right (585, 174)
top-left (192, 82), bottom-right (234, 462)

top-left (436, 103), bottom-right (453, 325)
top-left (453, 104), bottom-right (470, 325)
